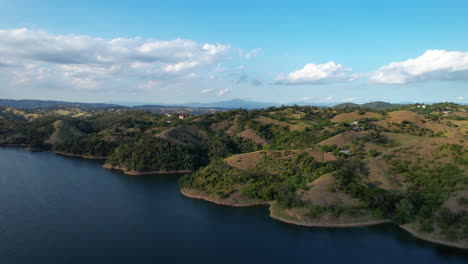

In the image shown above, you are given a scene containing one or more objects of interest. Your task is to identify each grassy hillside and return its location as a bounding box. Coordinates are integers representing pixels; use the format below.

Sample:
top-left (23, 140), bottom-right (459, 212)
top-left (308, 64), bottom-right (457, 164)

top-left (1, 102), bottom-right (467, 248)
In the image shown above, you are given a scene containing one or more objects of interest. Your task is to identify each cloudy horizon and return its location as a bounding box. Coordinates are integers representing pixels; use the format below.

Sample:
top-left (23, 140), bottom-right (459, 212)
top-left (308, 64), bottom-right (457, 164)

top-left (0, 1), bottom-right (467, 104)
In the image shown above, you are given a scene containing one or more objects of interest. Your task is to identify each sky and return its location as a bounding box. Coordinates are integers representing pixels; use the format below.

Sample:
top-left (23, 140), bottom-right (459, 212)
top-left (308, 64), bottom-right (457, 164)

top-left (0, 0), bottom-right (467, 104)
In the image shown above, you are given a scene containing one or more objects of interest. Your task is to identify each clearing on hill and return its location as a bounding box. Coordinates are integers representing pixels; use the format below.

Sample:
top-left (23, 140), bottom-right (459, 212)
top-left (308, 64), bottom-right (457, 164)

top-left (156, 125), bottom-right (208, 146)
top-left (318, 130), bottom-right (369, 147)
top-left (254, 115), bottom-right (309, 131)
top-left (299, 173), bottom-right (360, 206)
top-left (373, 110), bottom-right (424, 127)
top-left (209, 120), bottom-right (231, 132)
top-left (225, 149), bottom-right (336, 171)
top-left (236, 128), bottom-right (268, 145)
top-left (331, 111), bottom-right (382, 123)
top-left (46, 120), bottom-right (85, 144)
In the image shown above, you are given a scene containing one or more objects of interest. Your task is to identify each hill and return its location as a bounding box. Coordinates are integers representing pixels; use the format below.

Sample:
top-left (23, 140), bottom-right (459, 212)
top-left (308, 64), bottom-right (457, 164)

top-left (335, 101), bottom-right (396, 109)
top-left (1, 102), bottom-right (467, 248)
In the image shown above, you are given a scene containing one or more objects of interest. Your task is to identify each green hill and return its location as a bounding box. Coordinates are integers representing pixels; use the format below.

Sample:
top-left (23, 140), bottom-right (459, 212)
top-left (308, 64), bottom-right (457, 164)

top-left (335, 101), bottom-right (396, 109)
top-left (1, 103), bottom-right (467, 248)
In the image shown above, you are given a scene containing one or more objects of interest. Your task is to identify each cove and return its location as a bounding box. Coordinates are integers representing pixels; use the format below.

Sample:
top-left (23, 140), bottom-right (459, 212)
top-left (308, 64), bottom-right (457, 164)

top-left (0, 147), bottom-right (466, 264)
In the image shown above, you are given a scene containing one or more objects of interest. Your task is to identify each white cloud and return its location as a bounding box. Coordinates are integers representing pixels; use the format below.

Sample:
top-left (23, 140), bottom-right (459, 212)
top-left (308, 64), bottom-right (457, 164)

top-left (340, 97), bottom-right (358, 102)
top-left (275, 61), bottom-right (352, 85)
top-left (138, 80), bottom-right (160, 90)
top-left (217, 88), bottom-right (230, 96)
top-left (245, 48), bottom-right (261, 59)
top-left (370, 50), bottom-right (468, 84)
top-left (457, 96), bottom-right (465, 101)
top-left (0, 28), bottom-right (230, 90)
top-left (236, 65), bottom-right (246, 70)
top-left (215, 64), bottom-right (226, 72)
top-left (301, 96), bottom-right (315, 101)
top-left (201, 88), bottom-right (214, 93)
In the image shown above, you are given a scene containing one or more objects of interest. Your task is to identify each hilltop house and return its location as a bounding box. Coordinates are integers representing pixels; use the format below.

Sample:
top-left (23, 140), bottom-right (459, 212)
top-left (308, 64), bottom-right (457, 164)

top-left (178, 115), bottom-right (184, 120)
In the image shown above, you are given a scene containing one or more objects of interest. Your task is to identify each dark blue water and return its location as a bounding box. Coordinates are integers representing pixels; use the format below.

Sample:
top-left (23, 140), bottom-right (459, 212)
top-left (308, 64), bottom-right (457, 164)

top-left (0, 148), bottom-right (466, 263)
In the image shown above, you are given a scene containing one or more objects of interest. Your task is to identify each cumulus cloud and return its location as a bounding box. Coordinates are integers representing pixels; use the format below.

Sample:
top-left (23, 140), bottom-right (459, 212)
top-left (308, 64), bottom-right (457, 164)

top-left (0, 28), bottom-right (230, 89)
top-left (217, 88), bottom-right (230, 96)
top-left (275, 61), bottom-right (352, 85)
top-left (370, 50), bottom-right (468, 84)
top-left (245, 48), bottom-right (261, 59)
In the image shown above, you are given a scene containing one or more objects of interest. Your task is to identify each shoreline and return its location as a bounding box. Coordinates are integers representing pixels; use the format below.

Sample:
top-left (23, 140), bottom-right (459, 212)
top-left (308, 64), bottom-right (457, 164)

top-left (400, 224), bottom-right (468, 250)
top-left (180, 188), bottom-right (468, 249)
top-left (102, 163), bottom-right (193, 176)
top-left (55, 151), bottom-right (107, 160)
top-left (2, 146), bottom-right (465, 250)
top-left (180, 188), bottom-right (270, 207)
top-left (0, 143), bottom-right (29, 147)
top-left (268, 205), bottom-right (392, 228)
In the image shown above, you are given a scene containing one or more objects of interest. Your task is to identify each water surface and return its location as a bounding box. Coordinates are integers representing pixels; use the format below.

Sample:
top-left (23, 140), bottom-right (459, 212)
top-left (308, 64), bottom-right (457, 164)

top-left (0, 148), bottom-right (466, 263)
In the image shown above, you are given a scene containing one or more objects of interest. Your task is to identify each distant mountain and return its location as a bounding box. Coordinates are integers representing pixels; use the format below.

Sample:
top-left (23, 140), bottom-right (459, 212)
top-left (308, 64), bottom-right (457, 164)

top-left (180, 99), bottom-right (280, 109)
top-left (0, 98), bottom-right (405, 111)
top-left (334, 101), bottom-right (396, 109)
top-left (0, 99), bottom-right (121, 109)
top-left (0, 99), bottom-right (227, 115)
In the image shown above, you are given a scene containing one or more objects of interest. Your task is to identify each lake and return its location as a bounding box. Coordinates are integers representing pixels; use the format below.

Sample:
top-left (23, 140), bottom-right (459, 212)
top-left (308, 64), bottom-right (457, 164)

top-left (0, 147), bottom-right (466, 263)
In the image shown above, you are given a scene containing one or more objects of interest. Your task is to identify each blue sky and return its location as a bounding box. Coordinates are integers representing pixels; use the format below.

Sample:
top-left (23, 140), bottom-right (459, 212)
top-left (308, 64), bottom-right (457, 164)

top-left (0, 0), bottom-right (467, 104)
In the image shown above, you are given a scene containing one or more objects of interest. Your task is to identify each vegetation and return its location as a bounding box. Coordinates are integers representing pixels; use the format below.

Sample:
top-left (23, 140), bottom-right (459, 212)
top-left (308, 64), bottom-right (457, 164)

top-left (1, 101), bottom-right (467, 246)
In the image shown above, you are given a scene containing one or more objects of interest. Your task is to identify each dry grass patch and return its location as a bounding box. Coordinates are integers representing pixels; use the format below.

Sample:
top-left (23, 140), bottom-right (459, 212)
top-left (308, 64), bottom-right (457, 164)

top-left (46, 120), bottom-right (85, 144)
top-left (237, 128), bottom-right (268, 145)
top-left (299, 173), bottom-right (360, 207)
top-left (366, 157), bottom-right (405, 191)
top-left (331, 111), bottom-right (382, 123)
top-left (209, 120), bottom-right (231, 132)
top-left (156, 125), bottom-right (208, 146)
top-left (225, 151), bottom-right (266, 171)
top-left (443, 190), bottom-right (468, 214)
top-left (318, 130), bottom-right (369, 147)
